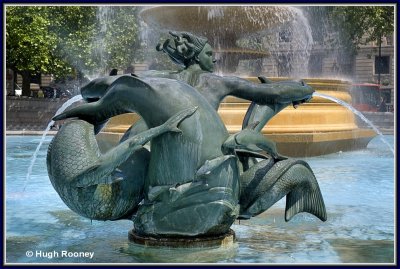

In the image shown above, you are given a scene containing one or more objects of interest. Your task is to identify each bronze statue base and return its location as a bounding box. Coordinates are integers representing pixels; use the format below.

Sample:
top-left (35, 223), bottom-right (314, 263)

top-left (128, 229), bottom-right (236, 248)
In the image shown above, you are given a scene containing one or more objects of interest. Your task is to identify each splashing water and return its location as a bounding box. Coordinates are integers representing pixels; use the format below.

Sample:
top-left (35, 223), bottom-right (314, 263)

top-left (313, 92), bottom-right (394, 154)
top-left (23, 95), bottom-right (83, 191)
top-left (263, 7), bottom-right (313, 78)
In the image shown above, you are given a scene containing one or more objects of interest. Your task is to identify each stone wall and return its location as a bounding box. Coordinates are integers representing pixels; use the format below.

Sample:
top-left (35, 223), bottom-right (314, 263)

top-left (6, 97), bottom-right (67, 131)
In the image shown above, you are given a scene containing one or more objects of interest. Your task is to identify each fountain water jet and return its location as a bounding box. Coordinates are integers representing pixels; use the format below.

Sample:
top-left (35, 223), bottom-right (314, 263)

top-left (313, 92), bottom-right (394, 154)
top-left (23, 95), bottom-right (83, 191)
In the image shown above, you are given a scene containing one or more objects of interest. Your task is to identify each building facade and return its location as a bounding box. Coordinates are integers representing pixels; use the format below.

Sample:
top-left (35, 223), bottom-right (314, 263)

top-left (254, 32), bottom-right (395, 110)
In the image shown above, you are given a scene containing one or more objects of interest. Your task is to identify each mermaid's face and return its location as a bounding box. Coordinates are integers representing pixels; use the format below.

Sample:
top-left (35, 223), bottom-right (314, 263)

top-left (196, 44), bottom-right (216, 72)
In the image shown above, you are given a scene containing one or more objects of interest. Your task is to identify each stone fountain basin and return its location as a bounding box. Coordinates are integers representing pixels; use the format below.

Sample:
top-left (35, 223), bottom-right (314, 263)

top-left (140, 6), bottom-right (294, 41)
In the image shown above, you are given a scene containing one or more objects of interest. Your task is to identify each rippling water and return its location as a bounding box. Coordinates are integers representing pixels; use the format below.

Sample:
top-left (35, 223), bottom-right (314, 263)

top-left (5, 135), bottom-right (395, 264)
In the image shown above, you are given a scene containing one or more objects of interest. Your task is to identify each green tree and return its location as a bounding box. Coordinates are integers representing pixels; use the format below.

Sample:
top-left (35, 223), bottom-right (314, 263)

top-left (301, 6), bottom-right (394, 53)
top-left (330, 6), bottom-right (394, 53)
top-left (330, 6), bottom-right (394, 83)
top-left (90, 6), bottom-right (141, 75)
top-left (6, 6), bottom-right (97, 96)
top-left (49, 6), bottom-right (142, 77)
top-left (46, 6), bottom-right (98, 78)
top-left (6, 6), bottom-right (58, 96)
top-left (6, 6), bottom-right (141, 96)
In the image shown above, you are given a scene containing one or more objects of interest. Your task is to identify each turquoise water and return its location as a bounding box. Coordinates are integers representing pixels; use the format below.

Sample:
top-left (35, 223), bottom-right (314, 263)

top-left (5, 135), bottom-right (395, 264)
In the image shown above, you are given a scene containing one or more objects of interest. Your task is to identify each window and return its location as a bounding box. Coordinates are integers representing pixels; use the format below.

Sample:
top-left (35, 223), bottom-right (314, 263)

top-left (375, 56), bottom-right (390, 74)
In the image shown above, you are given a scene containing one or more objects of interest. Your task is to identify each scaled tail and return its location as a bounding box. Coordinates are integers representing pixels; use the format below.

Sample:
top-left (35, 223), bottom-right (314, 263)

top-left (285, 179), bottom-right (327, 222)
top-left (239, 159), bottom-right (327, 222)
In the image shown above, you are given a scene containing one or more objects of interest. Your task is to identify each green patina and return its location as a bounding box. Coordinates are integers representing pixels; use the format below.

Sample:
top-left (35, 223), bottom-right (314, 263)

top-left (47, 31), bottom-right (326, 238)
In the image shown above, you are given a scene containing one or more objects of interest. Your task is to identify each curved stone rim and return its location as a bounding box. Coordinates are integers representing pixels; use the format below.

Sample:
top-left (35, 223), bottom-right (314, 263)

top-left (140, 6), bottom-right (293, 39)
top-left (128, 229), bottom-right (236, 248)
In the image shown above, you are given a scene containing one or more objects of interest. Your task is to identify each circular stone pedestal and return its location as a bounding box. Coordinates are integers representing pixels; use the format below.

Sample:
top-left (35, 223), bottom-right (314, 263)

top-left (128, 229), bottom-right (236, 248)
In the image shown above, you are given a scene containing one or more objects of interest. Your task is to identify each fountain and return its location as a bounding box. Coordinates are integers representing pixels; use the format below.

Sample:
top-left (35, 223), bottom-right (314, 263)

top-left (5, 5), bottom-right (394, 264)
top-left (101, 6), bottom-right (376, 157)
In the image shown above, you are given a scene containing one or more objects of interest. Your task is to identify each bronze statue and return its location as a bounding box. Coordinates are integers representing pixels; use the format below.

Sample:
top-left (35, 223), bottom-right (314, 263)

top-left (48, 31), bottom-right (326, 239)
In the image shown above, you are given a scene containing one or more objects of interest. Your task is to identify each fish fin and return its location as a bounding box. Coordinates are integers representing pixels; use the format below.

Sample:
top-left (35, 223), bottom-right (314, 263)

top-left (163, 106), bottom-right (197, 133)
top-left (169, 127), bottom-right (182, 133)
top-left (285, 184), bottom-right (327, 222)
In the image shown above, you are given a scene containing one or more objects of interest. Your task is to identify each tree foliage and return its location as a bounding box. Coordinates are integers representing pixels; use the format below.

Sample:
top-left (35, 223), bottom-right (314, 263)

top-left (303, 6), bottom-right (394, 53)
top-left (6, 6), bottom-right (141, 95)
top-left (6, 7), bottom-right (59, 74)
top-left (95, 7), bottom-right (141, 74)
top-left (46, 6), bottom-right (98, 77)
top-left (331, 6), bottom-right (394, 51)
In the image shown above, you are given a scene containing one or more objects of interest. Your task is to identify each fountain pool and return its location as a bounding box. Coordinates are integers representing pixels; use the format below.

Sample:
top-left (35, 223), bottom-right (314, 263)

top-left (5, 135), bottom-right (394, 264)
